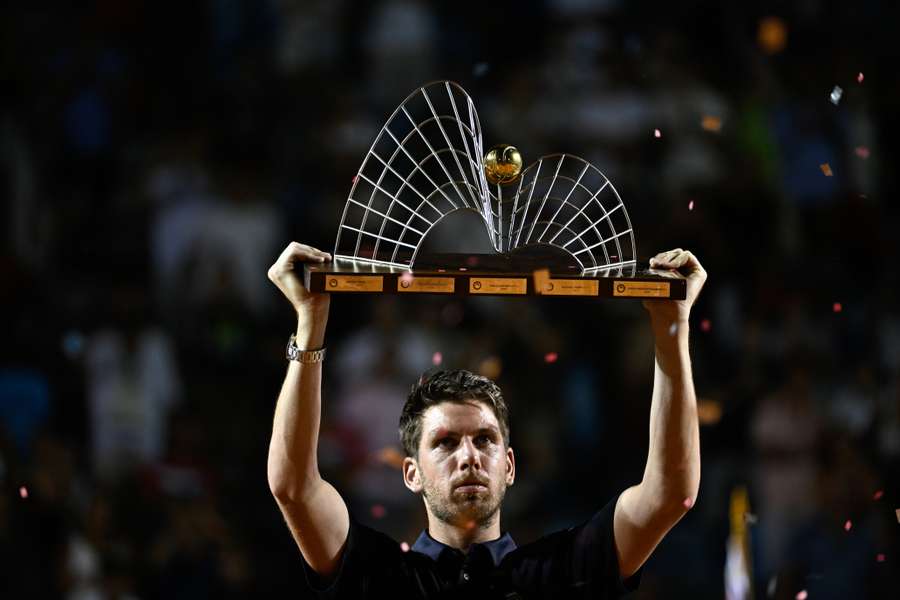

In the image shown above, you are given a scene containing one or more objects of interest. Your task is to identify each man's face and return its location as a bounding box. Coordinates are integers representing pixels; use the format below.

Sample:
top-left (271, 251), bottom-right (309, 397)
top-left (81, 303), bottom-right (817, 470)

top-left (403, 400), bottom-right (515, 529)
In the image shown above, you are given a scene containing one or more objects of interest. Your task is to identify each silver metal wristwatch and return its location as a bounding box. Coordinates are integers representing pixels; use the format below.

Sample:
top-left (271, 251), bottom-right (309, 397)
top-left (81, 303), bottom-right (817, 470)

top-left (286, 334), bottom-right (326, 364)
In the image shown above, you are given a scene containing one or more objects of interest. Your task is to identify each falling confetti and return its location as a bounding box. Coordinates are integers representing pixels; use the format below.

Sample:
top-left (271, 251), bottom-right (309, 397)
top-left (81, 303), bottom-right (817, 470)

top-left (19, 486), bottom-right (28, 499)
top-left (855, 146), bottom-right (870, 159)
top-left (532, 268), bottom-right (550, 293)
top-left (744, 513), bottom-right (759, 525)
top-left (697, 399), bottom-right (723, 425)
top-left (401, 541), bottom-right (411, 552)
top-left (796, 590), bottom-right (808, 600)
top-left (688, 200), bottom-right (695, 211)
top-left (829, 85), bottom-right (843, 105)
top-left (668, 322), bottom-right (678, 336)
top-left (653, 128), bottom-right (662, 138)
top-left (375, 446), bottom-right (405, 469)
top-left (844, 520), bottom-right (852, 532)
top-left (700, 319), bottom-right (712, 332)
top-left (758, 17), bottom-right (787, 54)
top-left (767, 576), bottom-right (778, 598)
top-left (873, 490), bottom-right (884, 501)
top-left (432, 352), bottom-right (443, 366)
top-left (700, 115), bottom-right (722, 132)
top-left (478, 356), bottom-right (503, 379)
top-left (400, 272), bottom-right (414, 286)
top-left (683, 497), bottom-right (694, 509)
top-left (371, 504), bottom-right (386, 519)
top-left (833, 302), bottom-right (842, 313)
top-left (876, 553), bottom-right (885, 562)
top-left (466, 256), bottom-right (480, 267)
top-left (544, 352), bottom-right (558, 364)
top-left (352, 175), bottom-right (359, 185)
top-left (820, 163), bottom-right (833, 177)
top-left (857, 72), bottom-right (864, 83)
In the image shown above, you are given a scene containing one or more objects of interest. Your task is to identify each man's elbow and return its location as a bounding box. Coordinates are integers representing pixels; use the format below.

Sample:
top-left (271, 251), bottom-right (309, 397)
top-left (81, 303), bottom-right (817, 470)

top-left (267, 459), bottom-right (322, 503)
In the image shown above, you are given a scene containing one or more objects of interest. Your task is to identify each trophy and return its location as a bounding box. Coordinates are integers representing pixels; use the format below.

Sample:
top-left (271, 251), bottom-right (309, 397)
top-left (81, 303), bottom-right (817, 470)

top-left (304, 81), bottom-right (685, 300)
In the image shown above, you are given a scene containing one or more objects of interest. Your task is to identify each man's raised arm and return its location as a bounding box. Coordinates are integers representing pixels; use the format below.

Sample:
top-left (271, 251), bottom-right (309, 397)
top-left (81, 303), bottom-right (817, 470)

top-left (266, 242), bottom-right (349, 577)
top-left (613, 249), bottom-right (707, 578)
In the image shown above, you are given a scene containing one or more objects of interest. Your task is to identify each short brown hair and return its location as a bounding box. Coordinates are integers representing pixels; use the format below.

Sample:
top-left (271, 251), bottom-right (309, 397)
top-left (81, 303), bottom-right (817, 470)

top-left (399, 369), bottom-right (510, 458)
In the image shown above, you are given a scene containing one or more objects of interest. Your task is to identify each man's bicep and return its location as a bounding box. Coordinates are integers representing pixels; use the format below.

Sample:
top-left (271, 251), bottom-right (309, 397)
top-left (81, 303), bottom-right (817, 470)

top-left (276, 479), bottom-right (350, 578)
top-left (613, 484), bottom-right (684, 578)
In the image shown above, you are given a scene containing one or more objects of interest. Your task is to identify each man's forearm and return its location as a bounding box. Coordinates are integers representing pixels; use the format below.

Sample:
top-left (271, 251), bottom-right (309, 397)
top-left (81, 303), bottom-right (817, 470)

top-left (267, 313), bottom-right (328, 501)
top-left (642, 318), bottom-right (701, 507)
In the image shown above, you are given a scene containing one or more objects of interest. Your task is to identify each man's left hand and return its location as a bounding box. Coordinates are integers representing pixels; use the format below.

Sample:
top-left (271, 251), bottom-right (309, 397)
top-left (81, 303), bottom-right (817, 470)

top-left (642, 248), bottom-right (707, 324)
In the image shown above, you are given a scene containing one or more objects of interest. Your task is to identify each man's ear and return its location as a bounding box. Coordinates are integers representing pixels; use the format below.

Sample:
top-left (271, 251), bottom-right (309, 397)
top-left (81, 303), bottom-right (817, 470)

top-left (403, 456), bottom-right (423, 493)
top-left (506, 446), bottom-right (516, 487)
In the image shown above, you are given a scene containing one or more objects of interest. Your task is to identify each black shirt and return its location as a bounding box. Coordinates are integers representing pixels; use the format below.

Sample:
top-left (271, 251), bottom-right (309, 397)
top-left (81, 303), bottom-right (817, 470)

top-left (300, 494), bottom-right (641, 599)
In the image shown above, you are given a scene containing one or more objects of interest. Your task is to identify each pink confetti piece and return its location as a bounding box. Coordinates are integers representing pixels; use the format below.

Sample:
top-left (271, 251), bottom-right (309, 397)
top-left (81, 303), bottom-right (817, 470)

top-left (857, 72), bottom-right (864, 83)
top-left (400, 272), bottom-right (414, 285)
top-left (683, 497), bottom-right (694, 509)
top-left (873, 490), bottom-right (884, 500)
top-left (544, 352), bottom-right (558, 364)
top-left (844, 520), bottom-right (852, 532)
top-left (653, 128), bottom-right (662, 138)
top-left (459, 267), bottom-right (467, 271)
top-left (432, 352), bottom-right (443, 366)
top-left (371, 504), bottom-right (386, 519)
top-left (19, 486), bottom-right (28, 499)
top-left (876, 553), bottom-right (885, 562)
top-left (401, 541), bottom-right (410, 552)
top-left (833, 302), bottom-right (842, 313)
top-left (820, 163), bottom-right (833, 177)
top-left (688, 200), bottom-right (695, 211)
top-left (466, 256), bottom-right (480, 267)
top-left (855, 146), bottom-right (870, 159)
top-left (700, 319), bottom-right (712, 332)
top-left (796, 591), bottom-right (808, 600)
top-left (352, 175), bottom-right (359, 185)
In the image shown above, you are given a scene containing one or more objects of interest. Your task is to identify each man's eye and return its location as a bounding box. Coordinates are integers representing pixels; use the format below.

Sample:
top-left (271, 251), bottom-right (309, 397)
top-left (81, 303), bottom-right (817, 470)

top-left (476, 435), bottom-right (492, 445)
top-left (438, 438), bottom-right (456, 448)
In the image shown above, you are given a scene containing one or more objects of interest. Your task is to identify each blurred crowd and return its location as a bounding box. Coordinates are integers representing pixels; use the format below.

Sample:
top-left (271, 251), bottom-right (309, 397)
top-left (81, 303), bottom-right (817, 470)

top-left (2, 1), bottom-right (899, 598)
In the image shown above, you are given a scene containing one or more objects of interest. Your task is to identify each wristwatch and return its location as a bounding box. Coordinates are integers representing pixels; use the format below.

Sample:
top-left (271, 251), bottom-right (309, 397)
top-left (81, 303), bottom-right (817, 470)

top-left (286, 334), bottom-right (326, 364)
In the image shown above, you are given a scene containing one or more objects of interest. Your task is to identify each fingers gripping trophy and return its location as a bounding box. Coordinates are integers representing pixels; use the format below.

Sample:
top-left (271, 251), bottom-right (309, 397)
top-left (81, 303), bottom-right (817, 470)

top-left (266, 82), bottom-right (707, 600)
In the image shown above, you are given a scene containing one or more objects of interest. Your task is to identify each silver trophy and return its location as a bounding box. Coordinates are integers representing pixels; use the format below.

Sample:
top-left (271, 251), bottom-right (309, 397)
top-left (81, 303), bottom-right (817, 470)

top-left (304, 81), bottom-right (684, 300)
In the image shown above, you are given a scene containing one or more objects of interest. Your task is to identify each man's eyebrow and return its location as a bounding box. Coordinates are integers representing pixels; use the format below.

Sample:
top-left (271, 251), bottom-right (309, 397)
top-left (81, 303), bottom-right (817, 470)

top-left (427, 425), bottom-right (500, 438)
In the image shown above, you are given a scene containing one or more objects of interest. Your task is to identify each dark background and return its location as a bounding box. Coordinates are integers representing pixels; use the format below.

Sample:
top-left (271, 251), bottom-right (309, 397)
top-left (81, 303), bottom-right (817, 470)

top-left (1, 1), bottom-right (898, 598)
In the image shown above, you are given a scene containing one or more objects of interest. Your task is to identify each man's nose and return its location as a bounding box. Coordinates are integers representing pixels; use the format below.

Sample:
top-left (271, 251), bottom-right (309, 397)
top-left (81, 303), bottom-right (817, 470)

top-left (458, 437), bottom-right (481, 470)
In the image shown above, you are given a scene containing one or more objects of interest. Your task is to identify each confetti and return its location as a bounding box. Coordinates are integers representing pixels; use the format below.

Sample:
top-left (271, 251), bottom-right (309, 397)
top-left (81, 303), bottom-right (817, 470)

top-left (352, 175), bottom-right (359, 185)
top-left (854, 146), bottom-right (870, 159)
top-left (401, 541), bottom-right (411, 552)
top-left (820, 163), bottom-right (833, 177)
top-left (544, 352), bottom-right (558, 364)
top-left (767, 576), bottom-right (778, 597)
top-left (844, 520), bottom-right (852, 532)
top-left (459, 267), bottom-right (467, 271)
top-left (19, 486), bottom-right (28, 499)
top-left (857, 72), bottom-right (864, 83)
top-left (873, 490), bottom-right (884, 500)
top-left (432, 352), bottom-right (443, 366)
top-left (829, 85), bottom-right (843, 105)
top-left (400, 272), bottom-right (414, 286)
top-left (371, 504), bottom-right (386, 519)
top-left (833, 302), bottom-right (842, 313)
top-left (876, 553), bottom-right (885, 562)
top-left (532, 268), bottom-right (550, 294)
top-left (683, 497), bottom-right (694, 509)
top-left (796, 591), bottom-right (808, 600)
top-left (473, 62), bottom-right (490, 78)
top-left (668, 322), bottom-right (678, 336)
top-left (466, 256), bottom-right (480, 267)
top-left (758, 17), bottom-right (787, 54)
top-left (700, 115), bottom-right (722, 132)
top-left (745, 512), bottom-right (759, 525)
top-left (697, 399), bottom-right (723, 425)
top-left (688, 200), bottom-right (695, 211)
top-left (700, 319), bottom-right (712, 332)
top-left (478, 356), bottom-right (502, 379)
top-left (653, 128), bottom-right (662, 138)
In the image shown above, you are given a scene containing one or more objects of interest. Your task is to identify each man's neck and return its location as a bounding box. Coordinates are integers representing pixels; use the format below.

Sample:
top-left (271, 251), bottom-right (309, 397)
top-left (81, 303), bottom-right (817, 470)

top-left (426, 513), bottom-right (502, 553)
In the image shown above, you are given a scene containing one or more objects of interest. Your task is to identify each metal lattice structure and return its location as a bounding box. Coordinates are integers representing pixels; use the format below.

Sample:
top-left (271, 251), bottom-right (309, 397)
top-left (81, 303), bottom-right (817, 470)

top-left (334, 81), bottom-right (636, 273)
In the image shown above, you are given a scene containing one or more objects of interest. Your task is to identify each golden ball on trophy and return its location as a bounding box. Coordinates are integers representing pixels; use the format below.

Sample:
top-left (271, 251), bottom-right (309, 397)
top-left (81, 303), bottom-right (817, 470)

top-left (484, 144), bottom-right (523, 185)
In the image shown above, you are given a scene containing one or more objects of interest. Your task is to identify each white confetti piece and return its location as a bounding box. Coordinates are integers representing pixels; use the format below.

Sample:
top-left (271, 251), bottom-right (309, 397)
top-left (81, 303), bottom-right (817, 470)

top-left (830, 85), bottom-right (843, 105)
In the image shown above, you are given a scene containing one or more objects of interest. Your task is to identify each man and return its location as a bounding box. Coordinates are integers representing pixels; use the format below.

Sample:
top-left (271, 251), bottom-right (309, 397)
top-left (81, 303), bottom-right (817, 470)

top-left (267, 242), bottom-right (707, 599)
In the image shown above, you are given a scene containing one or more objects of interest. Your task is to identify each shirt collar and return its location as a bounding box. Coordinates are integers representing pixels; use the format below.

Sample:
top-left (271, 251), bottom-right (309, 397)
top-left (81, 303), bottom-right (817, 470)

top-left (411, 528), bottom-right (517, 566)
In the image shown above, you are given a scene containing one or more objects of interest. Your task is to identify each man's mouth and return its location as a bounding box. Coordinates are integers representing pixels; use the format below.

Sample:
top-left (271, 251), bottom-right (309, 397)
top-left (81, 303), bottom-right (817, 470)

top-left (454, 481), bottom-right (488, 493)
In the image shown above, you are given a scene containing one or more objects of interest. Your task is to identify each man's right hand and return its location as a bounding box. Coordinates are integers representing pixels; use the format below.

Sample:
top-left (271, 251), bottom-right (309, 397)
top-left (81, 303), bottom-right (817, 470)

top-left (268, 242), bottom-right (332, 344)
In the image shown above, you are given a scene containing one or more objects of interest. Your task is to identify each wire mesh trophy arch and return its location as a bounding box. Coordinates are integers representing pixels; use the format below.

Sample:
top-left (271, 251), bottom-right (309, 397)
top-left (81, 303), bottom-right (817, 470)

top-left (305, 81), bottom-right (684, 300)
